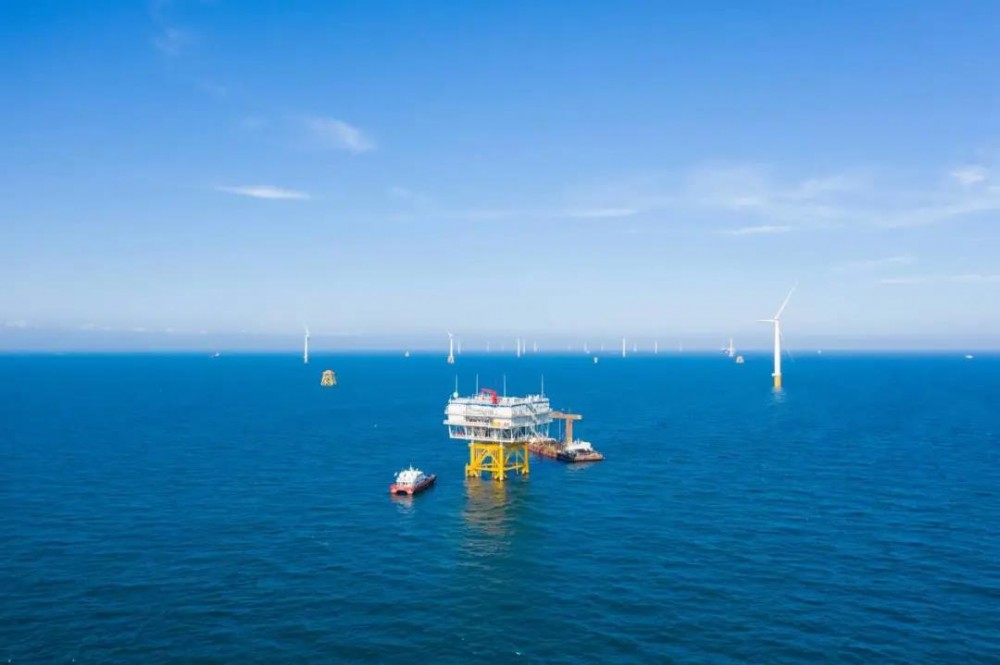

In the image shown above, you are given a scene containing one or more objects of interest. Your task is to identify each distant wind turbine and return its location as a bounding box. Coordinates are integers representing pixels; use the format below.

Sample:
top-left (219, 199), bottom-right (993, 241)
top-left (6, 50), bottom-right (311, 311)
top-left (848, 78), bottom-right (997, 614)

top-left (303, 327), bottom-right (310, 364)
top-left (447, 332), bottom-right (455, 364)
top-left (759, 286), bottom-right (795, 389)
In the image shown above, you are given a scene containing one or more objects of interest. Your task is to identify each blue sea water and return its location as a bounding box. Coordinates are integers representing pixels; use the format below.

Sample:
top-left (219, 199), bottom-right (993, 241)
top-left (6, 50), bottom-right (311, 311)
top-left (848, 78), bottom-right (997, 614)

top-left (1, 352), bottom-right (998, 663)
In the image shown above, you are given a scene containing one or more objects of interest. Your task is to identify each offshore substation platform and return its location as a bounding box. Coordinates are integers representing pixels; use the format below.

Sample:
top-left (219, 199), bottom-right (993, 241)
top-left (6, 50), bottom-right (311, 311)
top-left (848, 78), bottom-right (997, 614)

top-left (444, 387), bottom-right (553, 481)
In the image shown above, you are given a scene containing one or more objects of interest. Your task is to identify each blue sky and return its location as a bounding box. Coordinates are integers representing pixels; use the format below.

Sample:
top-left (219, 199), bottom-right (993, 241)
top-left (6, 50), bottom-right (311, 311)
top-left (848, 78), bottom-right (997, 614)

top-left (2, 1), bottom-right (999, 350)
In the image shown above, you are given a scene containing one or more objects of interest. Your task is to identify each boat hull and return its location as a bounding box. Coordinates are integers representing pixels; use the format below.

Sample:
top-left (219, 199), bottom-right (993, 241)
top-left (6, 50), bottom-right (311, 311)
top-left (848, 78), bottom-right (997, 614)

top-left (556, 451), bottom-right (605, 463)
top-left (390, 474), bottom-right (437, 495)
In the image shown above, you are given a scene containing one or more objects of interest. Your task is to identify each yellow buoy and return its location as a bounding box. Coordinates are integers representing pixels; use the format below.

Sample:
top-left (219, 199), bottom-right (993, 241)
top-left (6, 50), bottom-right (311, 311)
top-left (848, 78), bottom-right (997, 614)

top-left (320, 370), bottom-right (337, 387)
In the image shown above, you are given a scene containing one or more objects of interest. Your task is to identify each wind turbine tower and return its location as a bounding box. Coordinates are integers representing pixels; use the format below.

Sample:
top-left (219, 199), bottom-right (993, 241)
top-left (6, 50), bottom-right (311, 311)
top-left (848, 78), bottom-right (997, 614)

top-left (621, 337), bottom-right (627, 358)
top-left (447, 332), bottom-right (455, 364)
top-left (303, 327), bottom-right (310, 364)
top-left (760, 287), bottom-right (795, 389)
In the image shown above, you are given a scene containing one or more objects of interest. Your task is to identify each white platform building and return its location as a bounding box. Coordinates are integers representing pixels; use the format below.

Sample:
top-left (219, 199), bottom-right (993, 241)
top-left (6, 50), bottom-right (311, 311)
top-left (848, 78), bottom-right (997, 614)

top-left (444, 388), bottom-right (552, 481)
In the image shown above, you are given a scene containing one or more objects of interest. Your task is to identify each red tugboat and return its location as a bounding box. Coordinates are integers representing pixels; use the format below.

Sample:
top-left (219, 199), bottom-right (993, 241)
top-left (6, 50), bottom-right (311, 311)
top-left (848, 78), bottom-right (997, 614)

top-left (389, 466), bottom-right (436, 495)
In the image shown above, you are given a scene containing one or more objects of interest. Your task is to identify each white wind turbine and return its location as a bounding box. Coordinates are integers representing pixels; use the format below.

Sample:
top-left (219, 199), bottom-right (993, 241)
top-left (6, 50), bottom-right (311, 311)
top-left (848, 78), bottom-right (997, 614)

top-left (447, 332), bottom-right (455, 364)
top-left (303, 327), bottom-right (310, 364)
top-left (759, 286), bottom-right (795, 389)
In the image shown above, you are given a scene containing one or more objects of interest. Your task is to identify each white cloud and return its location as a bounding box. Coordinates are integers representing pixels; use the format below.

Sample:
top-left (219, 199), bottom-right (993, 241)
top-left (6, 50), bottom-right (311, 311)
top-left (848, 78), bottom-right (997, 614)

top-left (833, 255), bottom-right (917, 272)
top-left (951, 274), bottom-right (1000, 283)
top-left (562, 207), bottom-right (640, 219)
top-left (303, 117), bottom-right (375, 153)
top-left (391, 158), bottom-right (1000, 233)
top-left (951, 165), bottom-right (988, 186)
top-left (392, 202), bottom-right (644, 222)
top-left (4, 320), bottom-right (28, 329)
top-left (725, 224), bottom-right (795, 236)
top-left (881, 273), bottom-right (1000, 285)
top-left (569, 164), bottom-right (869, 233)
top-left (196, 80), bottom-right (228, 98)
top-left (215, 185), bottom-right (311, 200)
top-left (387, 186), bottom-right (433, 207)
top-left (882, 193), bottom-right (1000, 228)
top-left (569, 160), bottom-right (1000, 232)
top-left (239, 116), bottom-right (267, 131)
top-left (387, 186), bottom-right (414, 199)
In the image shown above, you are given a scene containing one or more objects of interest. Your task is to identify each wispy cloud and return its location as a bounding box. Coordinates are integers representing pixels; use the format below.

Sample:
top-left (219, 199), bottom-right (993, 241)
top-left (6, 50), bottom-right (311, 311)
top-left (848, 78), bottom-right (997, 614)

top-left (196, 80), bottom-right (228, 98)
top-left (387, 186), bottom-right (433, 207)
top-left (568, 164), bottom-right (870, 233)
top-left (215, 185), bottom-right (311, 200)
top-left (4, 320), bottom-right (28, 329)
top-left (562, 207), bottom-right (640, 219)
top-left (881, 273), bottom-right (1000, 285)
top-left (387, 186), bottom-right (415, 200)
top-left (391, 204), bottom-right (640, 223)
top-left (152, 26), bottom-right (191, 56)
top-left (569, 159), bottom-right (1000, 232)
top-left (951, 165), bottom-right (988, 186)
top-left (390, 157), bottom-right (1000, 234)
top-left (833, 255), bottom-right (917, 272)
top-left (238, 116), bottom-right (267, 132)
top-left (302, 117), bottom-right (375, 153)
top-left (725, 224), bottom-right (795, 236)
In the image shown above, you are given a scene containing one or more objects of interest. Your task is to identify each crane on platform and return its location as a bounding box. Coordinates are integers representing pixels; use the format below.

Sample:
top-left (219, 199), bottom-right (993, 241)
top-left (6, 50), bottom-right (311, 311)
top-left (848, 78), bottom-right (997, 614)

top-left (550, 410), bottom-right (582, 446)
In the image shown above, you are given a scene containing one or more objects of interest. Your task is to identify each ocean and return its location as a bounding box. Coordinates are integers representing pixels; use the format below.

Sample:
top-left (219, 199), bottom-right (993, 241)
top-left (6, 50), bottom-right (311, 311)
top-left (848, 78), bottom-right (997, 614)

top-left (1, 353), bottom-right (998, 663)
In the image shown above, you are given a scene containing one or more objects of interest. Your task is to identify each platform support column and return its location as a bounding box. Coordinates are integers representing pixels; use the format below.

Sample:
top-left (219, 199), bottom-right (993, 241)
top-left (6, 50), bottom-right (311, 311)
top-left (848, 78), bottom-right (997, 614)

top-left (465, 441), bottom-right (529, 482)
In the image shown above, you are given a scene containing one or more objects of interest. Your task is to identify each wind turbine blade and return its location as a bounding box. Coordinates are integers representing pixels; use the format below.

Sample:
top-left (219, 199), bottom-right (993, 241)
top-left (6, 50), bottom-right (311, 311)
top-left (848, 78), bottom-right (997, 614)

top-left (774, 284), bottom-right (796, 319)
